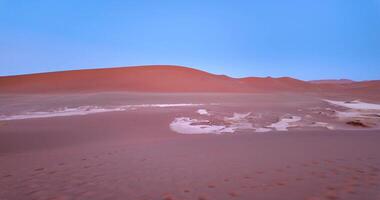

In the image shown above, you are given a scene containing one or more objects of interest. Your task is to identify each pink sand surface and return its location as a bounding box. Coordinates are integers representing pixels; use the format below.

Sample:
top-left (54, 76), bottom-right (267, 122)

top-left (0, 92), bottom-right (379, 200)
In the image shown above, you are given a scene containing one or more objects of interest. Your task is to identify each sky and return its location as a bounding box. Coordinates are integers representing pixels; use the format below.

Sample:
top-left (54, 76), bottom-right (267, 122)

top-left (0, 0), bottom-right (379, 80)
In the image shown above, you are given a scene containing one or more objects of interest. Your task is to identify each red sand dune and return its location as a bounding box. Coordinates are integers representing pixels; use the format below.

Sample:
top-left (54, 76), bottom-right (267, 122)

top-left (239, 76), bottom-right (313, 91)
top-left (0, 65), bottom-right (378, 94)
top-left (309, 79), bottom-right (355, 84)
top-left (0, 65), bottom-right (311, 93)
top-left (0, 65), bottom-right (243, 93)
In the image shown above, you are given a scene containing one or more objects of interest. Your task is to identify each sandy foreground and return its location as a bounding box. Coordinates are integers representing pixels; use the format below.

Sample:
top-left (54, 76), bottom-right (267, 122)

top-left (0, 92), bottom-right (379, 200)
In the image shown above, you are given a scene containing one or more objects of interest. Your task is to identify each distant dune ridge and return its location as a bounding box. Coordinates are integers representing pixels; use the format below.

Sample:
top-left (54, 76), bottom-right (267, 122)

top-left (308, 79), bottom-right (355, 84)
top-left (0, 65), bottom-right (379, 93)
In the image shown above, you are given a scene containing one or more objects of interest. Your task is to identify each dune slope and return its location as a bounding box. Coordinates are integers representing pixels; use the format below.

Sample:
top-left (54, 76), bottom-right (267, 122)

top-left (1, 65), bottom-right (378, 94)
top-left (0, 65), bottom-right (311, 93)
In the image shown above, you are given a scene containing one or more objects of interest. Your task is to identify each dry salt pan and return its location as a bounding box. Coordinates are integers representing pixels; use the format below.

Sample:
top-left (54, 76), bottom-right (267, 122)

top-left (224, 113), bottom-right (251, 121)
top-left (0, 103), bottom-right (205, 121)
top-left (324, 99), bottom-right (380, 121)
top-left (267, 116), bottom-right (302, 131)
top-left (255, 128), bottom-right (272, 133)
top-left (324, 100), bottom-right (380, 110)
top-left (169, 117), bottom-right (233, 134)
top-left (224, 113), bottom-right (254, 130)
top-left (311, 122), bottom-right (335, 130)
top-left (197, 109), bottom-right (210, 115)
top-left (171, 112), bottom-right (254, 134)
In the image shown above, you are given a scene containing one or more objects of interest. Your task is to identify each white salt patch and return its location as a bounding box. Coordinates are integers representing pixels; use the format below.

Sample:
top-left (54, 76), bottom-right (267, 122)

top-left (335, 111), bottom-right (361, 119)
top-left (311, 122), bottom-right (335, 130)
top-left (255, 128), bottom-right (272, 133)
top-left (323, 100), bottom-right (380, 125)
top-left (169, 117), bottom-right (233, 134)
top-left (225, 112), bottom-right (251, 121)
top-left (136, 103), bottom-right (203, 108)
top-left (324, 100), bottom-right (380, 110)
top-left (305, 114), bottom-right (313, 119)
top-left (224, 113), bottom-right (254, 130)
top-left (0, 103), bottom-right (204, 121)
top-left (171, 112), bottom-right (254, 134)
top-left (267, 116), bottom-right (301, 131)
top-left (335, 111), bottom-right (380, 119)
top-left (197, 109), bottom-right (210, 115)
top-left (0, 106), bottom-right (118, 121)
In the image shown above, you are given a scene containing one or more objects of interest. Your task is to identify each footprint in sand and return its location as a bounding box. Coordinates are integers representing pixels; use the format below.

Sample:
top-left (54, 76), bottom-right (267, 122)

top-left (369, 172), bottom-right (378, 178)
top-left (326, 186), bottom-right (338, 191)
top-left (243, 175), bottom-right (251, 179)
top-left (2, 174), bottom-right (12, 178)
top-left (198, 196), bottom-right (208, 200)
top-left (162, 194), bottom-right (175, 200)
top-left (26, 190), bottom-right (40, 196)
top-left (342, 185), bottom-right (356, 195)
top-left (228, 191), bottom-right (239, 197)
top-left (275, 181), bottom-right (287, 186)
top-left (369, 166), bottom-right (379, 172)
top-left (33, 168), bottom-right (44, 172)
top-left (324, 192), bottom-right (339, 200)
top-left (369, 166), bottom-right (380, 173)
top-left (352, 168), bottom-right (365, 174)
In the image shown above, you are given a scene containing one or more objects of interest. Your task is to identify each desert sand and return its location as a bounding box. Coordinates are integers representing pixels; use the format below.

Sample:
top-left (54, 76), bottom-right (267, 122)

top-left (1, 65), bottom-right (379, 94)
top-left (0, 66), bottom-right (380, 200)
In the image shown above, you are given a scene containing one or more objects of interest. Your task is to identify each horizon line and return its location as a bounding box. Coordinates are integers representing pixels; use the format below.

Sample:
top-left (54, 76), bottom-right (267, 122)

top-left (0, 64), bottom-right (375, 82)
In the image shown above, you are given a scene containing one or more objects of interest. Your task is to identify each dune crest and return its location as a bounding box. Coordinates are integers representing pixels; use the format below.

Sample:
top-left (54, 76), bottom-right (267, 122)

top-left (0, 65), bottom-right (310, 93)
top-left (1, 65), bottom-right (379, 94)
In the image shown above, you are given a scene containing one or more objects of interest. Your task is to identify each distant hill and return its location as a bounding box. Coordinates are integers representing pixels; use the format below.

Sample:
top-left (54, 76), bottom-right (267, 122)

top-left (0, 65), bottom-right (378, 94)
top-left (309, 79), bottom-right (355, 84)
top-left (239, 76), bottom-right (313, 91)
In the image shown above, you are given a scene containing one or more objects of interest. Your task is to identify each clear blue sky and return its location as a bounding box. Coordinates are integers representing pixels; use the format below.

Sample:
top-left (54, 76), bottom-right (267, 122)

top-left (1, 0), bottom-right (379, 80)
